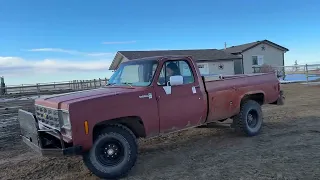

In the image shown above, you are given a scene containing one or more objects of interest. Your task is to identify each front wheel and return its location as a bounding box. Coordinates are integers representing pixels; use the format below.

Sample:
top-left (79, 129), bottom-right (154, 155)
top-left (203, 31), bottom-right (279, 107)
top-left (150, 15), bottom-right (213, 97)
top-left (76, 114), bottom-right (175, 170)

top-left (83, 124), bottom-right (138, 179)
top-left (233, 100), bottom-right (263, 136)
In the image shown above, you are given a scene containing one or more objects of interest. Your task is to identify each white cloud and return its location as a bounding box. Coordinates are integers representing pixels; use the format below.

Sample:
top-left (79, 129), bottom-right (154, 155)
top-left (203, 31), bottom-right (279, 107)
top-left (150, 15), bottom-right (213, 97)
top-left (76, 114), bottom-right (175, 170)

top-left (87, 52), bottom-right (114, 56)
top-left (27, 48), bottom-right (79, 54)
top-left (0, 56), bottom-right (112, 77)
top-left (0, 56), bottom-right (25, 66)
top-left (25, 48), bottom-right (114, 57)
top-left (102, 40), bottom-right (136, 45)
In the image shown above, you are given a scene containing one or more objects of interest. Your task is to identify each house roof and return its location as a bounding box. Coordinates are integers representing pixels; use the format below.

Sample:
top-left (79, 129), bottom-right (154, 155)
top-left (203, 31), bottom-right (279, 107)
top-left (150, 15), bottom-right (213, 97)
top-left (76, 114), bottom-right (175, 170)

top-left (223, 39), bottom-right (289, 54)
top-left (118, 49), bottom-right (241, 61)
top-left (109, 49), bottom-right (241, 70)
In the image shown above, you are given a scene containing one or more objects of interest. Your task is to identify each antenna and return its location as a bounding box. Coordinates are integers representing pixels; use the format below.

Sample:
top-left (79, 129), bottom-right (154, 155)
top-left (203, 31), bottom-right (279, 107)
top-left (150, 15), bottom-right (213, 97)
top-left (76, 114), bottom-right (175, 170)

top-left (224, 42), bottom-right (227, 49)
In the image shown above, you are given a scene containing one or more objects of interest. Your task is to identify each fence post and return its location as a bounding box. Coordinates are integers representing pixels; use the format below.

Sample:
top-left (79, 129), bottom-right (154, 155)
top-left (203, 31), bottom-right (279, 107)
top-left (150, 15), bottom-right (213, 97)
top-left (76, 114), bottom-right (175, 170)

top-left (306, 64), bottom-right (309, 83)
top-left (94, 79), bottom-right (97, 88)
top-left (36, 83), bottom-right (40, 96)
top-left (0, 76), bottom-right (4, 95)
top-left (99, 78), bottom-right (102, 87)
top-left (282, 66), bottom-right (286, 80)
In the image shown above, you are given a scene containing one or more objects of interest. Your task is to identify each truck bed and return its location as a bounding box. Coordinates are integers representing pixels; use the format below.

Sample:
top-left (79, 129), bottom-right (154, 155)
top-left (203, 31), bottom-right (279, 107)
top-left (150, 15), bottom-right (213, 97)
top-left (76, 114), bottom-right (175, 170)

top-left (202, 73), bottom-right (276, 82)
top-left (202, 72), bottom-right (280, 123)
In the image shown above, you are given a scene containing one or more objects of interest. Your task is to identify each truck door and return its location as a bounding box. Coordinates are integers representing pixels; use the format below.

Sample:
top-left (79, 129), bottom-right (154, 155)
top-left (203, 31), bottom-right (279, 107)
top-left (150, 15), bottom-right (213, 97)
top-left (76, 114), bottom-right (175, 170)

top-left (154, 59), bottom-right (207, 133)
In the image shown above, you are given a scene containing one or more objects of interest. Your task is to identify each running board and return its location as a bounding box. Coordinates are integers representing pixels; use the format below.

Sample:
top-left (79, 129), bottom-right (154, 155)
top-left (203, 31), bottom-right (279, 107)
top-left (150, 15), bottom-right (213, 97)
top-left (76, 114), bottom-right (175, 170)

top-left (197, 122), bottom-right (235, 129)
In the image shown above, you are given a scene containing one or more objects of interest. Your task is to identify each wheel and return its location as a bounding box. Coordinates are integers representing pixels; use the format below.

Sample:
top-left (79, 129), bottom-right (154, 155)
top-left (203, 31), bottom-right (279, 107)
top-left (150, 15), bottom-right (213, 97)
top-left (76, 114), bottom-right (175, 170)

top-left (82, 124), bottom-right (138, 179)
top-left (233, 100), bottom-right (263, 136)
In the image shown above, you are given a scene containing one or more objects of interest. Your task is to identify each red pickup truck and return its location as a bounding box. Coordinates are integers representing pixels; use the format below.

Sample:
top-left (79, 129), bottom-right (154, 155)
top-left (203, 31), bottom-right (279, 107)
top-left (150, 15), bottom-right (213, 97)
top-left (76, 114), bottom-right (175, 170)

top-left (18, 55), bottom-right (284, 179)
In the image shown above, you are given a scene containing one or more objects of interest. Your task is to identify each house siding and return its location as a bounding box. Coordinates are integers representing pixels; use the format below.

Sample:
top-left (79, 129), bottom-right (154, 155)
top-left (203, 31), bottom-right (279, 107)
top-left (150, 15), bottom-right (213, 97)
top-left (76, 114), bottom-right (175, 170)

top-left (242, 43), bottom-right (285, 74)
top-left (119, 57), bottom-right (236, 75)
top-left (114, 53), bottom-right (239, 75)
top-left (196, 60), bottom-right (235, 75)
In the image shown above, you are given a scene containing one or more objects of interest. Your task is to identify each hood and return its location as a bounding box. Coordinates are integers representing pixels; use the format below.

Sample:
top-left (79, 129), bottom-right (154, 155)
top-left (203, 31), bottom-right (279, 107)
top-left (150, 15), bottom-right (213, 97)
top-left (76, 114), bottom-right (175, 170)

top-left (35, 86), bottom-right (141, 109)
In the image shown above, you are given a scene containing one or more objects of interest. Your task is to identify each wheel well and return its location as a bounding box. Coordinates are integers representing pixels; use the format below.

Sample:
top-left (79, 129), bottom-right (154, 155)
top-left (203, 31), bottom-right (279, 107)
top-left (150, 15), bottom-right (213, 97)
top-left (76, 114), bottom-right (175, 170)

top-left (93, 116), bottom-right (146, 141)
top-left (241, 93), bottom-right (264, 105)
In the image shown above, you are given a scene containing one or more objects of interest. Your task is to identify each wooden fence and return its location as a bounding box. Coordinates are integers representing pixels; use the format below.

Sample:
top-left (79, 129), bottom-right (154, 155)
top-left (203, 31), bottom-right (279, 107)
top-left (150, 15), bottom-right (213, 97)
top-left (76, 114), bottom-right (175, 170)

top-left (253, 64), bottom-right (320, 82)
top-left (0, 78), bottom-right (108, 98)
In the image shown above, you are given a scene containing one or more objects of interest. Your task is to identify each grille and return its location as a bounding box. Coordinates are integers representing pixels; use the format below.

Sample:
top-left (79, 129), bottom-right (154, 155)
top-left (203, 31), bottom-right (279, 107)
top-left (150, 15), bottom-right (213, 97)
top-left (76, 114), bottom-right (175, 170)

top-left (35, 105), bottom-right (60, 129)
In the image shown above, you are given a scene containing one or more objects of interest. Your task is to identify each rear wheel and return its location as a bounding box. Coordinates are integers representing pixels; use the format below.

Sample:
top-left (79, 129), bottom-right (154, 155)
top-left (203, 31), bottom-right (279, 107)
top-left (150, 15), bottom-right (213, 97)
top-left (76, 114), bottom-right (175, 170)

top-left (233, 100), bottom-right (263, 136)
top-left (83, 124), bottom-right (138, 179)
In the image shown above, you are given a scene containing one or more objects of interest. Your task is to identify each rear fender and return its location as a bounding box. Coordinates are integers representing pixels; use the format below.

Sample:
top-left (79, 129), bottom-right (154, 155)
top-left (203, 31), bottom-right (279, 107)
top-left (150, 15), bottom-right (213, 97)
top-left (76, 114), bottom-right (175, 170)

top-left (234, 91), bottom-right (265, 113)
top-left (240, 90), bottom-right (266, 104)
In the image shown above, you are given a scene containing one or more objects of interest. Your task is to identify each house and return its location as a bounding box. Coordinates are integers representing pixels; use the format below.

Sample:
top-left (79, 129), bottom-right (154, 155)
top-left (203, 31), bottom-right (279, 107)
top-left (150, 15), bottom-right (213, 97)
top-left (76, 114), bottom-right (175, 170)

top-left (109, 39), bottom-right (289, 75)
top-left (109, 49), bottom-right (243, 75)
top-left (223, 40), bottom-right (289, 74)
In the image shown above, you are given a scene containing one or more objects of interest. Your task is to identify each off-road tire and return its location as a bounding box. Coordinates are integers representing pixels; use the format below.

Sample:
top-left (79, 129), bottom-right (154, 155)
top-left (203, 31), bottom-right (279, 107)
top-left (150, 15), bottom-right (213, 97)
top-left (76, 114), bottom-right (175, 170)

top-left (233, 100), bottom-right (263, 136)
top-left (82, 124), bottom-right (138, 180)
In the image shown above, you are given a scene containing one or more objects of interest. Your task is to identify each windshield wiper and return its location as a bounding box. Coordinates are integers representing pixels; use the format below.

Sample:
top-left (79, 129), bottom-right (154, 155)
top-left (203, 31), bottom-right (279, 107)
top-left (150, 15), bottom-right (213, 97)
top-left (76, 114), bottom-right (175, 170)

top-left (106, 83), bottom-right (116, 86)
top-left (105, 82), bottom-right (133, 87)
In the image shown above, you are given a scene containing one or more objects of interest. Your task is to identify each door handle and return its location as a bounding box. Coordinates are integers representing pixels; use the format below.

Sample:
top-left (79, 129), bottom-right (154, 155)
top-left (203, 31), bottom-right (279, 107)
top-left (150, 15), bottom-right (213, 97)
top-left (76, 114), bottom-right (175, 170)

top-left (194, 85), bottom-right (200, 88)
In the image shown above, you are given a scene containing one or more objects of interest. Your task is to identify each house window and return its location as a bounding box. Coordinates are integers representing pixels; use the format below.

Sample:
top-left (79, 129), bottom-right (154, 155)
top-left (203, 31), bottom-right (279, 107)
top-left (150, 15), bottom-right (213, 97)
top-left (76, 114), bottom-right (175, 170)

top-left (252, 55), bottom-right (264, 65)
top-left (252, 56), bottom-right (258, 65)
top-left (197, 63), bottom-right (209, 75)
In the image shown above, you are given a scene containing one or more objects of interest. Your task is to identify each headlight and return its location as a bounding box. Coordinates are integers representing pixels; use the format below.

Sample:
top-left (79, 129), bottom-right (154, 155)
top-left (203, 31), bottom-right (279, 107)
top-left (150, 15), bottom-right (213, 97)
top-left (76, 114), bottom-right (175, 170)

top-left (59, 111), bottom-right (71, 129)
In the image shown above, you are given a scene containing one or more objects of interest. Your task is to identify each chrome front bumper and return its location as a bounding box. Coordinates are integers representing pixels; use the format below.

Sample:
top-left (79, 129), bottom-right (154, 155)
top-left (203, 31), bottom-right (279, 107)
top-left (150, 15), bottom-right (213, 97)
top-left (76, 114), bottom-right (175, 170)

top-left (18, 109), bottom-right (82, 156)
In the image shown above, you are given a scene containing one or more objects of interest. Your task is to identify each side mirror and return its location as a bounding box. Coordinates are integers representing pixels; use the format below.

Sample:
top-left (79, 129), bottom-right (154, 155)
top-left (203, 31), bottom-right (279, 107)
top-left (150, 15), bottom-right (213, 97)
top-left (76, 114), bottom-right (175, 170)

top-left (169, 75), bottom-right (183, 86)
top-left (163, 75), bottom-right (184, 95)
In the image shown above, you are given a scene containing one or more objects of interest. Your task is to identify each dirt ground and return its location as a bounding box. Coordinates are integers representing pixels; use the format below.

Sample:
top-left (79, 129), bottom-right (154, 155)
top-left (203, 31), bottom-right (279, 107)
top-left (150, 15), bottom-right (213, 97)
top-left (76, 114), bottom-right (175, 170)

top-left (1, 83), bottom-right (320, 180)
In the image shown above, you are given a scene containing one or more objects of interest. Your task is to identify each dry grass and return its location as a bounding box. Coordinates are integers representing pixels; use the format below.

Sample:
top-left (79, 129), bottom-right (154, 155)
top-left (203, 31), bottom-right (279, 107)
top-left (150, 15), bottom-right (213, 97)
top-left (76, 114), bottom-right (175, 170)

top-left (1, 84), bottom-right (320, 180)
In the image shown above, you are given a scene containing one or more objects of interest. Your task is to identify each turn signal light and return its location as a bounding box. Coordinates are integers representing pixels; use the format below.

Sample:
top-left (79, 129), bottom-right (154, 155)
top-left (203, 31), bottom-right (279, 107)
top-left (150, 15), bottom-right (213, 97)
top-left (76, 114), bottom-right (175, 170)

top-left (84, 121), bottom-right (89, 135)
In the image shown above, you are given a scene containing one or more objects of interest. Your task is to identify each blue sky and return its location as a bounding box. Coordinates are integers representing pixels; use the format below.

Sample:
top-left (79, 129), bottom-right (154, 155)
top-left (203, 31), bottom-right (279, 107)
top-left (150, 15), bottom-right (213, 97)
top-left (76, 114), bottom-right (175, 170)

top-left (1, 0), bottom-right (320, 85)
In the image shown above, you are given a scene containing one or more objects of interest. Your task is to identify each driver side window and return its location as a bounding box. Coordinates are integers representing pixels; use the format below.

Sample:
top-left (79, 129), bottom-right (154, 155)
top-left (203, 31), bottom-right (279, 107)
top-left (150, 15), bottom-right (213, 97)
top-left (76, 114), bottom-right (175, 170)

top-left (157, 60), bottom-right (195, 86)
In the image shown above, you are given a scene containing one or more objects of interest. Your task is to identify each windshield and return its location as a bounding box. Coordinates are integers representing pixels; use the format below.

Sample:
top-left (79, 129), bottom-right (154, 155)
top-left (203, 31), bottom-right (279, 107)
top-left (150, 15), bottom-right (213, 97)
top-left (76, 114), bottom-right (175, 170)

top-left (108, 60), bottom-right (158, 87)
